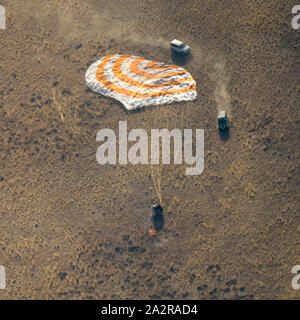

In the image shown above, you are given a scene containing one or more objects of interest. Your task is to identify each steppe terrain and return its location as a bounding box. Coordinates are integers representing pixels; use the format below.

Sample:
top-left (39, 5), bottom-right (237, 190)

top-left (0, 0), bottom-right (299, 299)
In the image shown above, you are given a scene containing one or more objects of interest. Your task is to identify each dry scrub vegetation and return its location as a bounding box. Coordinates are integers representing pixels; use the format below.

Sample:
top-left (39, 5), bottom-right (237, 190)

top-left (0, 0), bottom-right (299, 299)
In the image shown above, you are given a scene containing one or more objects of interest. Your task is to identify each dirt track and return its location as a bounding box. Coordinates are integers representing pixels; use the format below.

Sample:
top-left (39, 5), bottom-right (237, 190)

top-left (0, 0), bottom-right (299, 299)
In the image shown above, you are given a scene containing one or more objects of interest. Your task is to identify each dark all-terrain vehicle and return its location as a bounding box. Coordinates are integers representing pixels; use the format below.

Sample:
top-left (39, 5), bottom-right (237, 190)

top-left (218, 110), bottom-right (229, 130)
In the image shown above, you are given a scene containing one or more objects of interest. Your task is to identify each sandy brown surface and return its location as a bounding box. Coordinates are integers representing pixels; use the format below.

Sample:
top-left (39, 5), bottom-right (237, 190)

top-left (0, 0), bottom-right (299, 299)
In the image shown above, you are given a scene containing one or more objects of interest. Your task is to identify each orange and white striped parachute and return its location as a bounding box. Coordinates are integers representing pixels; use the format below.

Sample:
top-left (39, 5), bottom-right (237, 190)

top-left (85, 54), bottom-right (197, 110)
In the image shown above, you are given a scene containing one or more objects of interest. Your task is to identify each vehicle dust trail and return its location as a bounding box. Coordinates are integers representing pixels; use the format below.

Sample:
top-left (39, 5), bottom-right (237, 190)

top-left (48, 0), bottom-right (170, 51)
top-left (210, 60), bottom-right (231, 115)
top-left (191, 46), bottom-right (231, 115)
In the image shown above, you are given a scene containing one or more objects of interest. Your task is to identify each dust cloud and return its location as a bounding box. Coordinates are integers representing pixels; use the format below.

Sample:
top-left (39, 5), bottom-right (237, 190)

top-left (210, 61), bottom-right (231, 114)
top-left (187, 46), bottom-right (232, 115)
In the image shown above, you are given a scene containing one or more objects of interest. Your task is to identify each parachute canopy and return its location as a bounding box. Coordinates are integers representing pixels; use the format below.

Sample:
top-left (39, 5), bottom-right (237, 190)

top-left (85, 54), bottom-right (197, 110)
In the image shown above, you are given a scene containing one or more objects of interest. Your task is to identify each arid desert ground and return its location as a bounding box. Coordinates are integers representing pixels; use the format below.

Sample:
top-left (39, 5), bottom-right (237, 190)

top-left (0, 0), bottom-right (299, 299)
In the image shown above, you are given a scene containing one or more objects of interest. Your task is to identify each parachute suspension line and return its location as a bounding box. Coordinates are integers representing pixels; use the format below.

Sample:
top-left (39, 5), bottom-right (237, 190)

top-left (187, 101), bottom-right (191, 127)
top-left (181, 102), bottom-right (184, 133)
top-left (158, 163), bottom-right (162, 204)
top-left (157, 106), bottom-right (163, 204)
top-left (148, 105), bottom-right (163, 205)
top-left (150, 163), bottom-right (163, 205)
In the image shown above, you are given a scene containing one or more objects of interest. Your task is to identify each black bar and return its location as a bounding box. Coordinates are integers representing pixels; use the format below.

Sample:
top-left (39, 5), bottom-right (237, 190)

top-left (0, 300), bottom-right (295, 319)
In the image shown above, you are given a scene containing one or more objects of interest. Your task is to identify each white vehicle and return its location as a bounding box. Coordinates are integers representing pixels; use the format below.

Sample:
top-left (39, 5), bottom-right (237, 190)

top-left (170, 39), bottom-right (191, 55)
